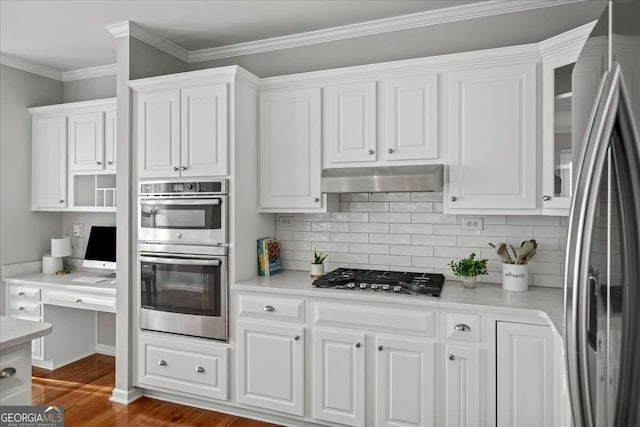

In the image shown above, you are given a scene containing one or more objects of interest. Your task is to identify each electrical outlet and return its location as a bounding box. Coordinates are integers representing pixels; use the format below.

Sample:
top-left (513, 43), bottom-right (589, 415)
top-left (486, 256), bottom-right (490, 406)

top-left (73, 223), bottom-right (84, 237)
top-left (462, 217), bottom-right (483, 231)
top-left (277, 215), bottom-right (295, 229)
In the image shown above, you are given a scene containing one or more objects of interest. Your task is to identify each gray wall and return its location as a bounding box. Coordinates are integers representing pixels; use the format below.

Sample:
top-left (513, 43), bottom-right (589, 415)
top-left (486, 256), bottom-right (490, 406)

top-left (0, 65), bottom-right (63, 269)
top-left (63, 75), bottom-right (116, 103)
top-left (130, 37), bottom-right (189, 80)
top-left (189, 2), bottom-right (605, 77)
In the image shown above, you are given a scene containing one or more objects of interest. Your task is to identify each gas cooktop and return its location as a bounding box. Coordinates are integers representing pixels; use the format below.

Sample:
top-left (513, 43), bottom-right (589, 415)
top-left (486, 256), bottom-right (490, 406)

top-left (312, 268), bottom-right (444, 297)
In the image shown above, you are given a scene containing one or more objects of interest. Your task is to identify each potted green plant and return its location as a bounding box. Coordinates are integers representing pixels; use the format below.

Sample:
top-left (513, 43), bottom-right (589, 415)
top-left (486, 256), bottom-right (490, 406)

top-left (311, 250), bottom-right (328, 278)
top-left (448, 252), bottom-right (488, 289)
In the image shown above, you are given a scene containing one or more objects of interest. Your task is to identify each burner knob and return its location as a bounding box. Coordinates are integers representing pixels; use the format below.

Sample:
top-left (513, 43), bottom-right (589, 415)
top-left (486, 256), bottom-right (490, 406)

top-left (382, 284), bottom-right (390, 291)
top-left (347, 283), bottom-right (355, 289)
top-left (359, 283), bottom-right (368, 290)
top-left (393, 285), bottom-right (402, 292)
top-left (370, 284), bottom-right (378, 290)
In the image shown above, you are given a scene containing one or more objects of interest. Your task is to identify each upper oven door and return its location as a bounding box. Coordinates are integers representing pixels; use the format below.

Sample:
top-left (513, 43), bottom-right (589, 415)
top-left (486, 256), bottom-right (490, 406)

top-left (139, 196), bottom-right (227, 245)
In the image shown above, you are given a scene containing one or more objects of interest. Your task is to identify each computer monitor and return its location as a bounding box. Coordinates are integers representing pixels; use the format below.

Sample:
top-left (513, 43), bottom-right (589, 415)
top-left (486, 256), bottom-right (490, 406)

top-left (83, 226), bottom-right (116, 270)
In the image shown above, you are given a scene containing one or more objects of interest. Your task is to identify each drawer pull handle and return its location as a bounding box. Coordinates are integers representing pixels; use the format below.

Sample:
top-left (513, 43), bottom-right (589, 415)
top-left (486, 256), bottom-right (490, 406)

top-left (195, 366), bottom-right (205, 373)
top-left (76, 299), bottom-right (82, 303)
top-left (454, 324), bottom-right (470, 332)
top-left (294, 335), bottom-right (301, 341)
top-left (18, 307), bottom-right (25, 311)
top-left (378, 345), bottom-right (383, 351)
top-left (0, 367), bottom-right (16, 379)
top-left (107, 161), bottom-right (114, 165)
top-left (263, 305), bottom-right (275, 312)
top-left (18, 292), bottom-right (25, 296)
top-left (449, 354), bottom-right (456, 361)
top-left (355, 342), bottom-right (361, 349)
top-left (158, 360), bottom-right (167, 367)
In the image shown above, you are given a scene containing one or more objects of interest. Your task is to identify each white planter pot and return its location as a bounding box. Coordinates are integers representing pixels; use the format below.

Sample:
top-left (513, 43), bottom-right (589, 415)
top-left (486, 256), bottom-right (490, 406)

top-left (310, 263), bottom-right (325, 278)
top-left (502, 264), bottom-right (529, 292)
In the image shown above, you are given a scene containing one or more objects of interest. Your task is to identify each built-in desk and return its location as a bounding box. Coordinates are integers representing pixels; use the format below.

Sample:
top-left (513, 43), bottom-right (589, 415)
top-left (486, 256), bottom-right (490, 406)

top-left (4, 272), bottom-right (116, 370)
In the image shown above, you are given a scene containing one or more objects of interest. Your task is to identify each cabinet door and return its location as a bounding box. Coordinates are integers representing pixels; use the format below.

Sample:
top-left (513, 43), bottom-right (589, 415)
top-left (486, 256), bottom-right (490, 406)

top-left (385, 75), bottom-right (439, 161)
top-left (68, 111), bottom-right (104, 171)
top-left (445, 344), bottom-right (481, 427)
top-left (259, 88), bottom-right (323, 210)
top-left (104, 110), bottom-right (117, 170)
top-left (136, 89), bottom-right (181, 179)
top-left (375, 336), bottom-right (435, 427)
top-left (496, 322), bottom-right (554, 427)
top-left (32, 116), bottom-right (67, 209)
top-left (181, 84), bottom-right (228, 177)
top-left (447, 63), bottom-right (537, 210)
top-left (237, 321), bottom-right (304, 416)
top-left (313, 329), bottom-right (366, 427)
top-left (325, 81), bottom-right (377, 164)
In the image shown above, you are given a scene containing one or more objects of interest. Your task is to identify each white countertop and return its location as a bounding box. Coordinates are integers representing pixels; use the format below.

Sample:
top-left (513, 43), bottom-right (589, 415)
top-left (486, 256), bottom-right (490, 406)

top-left (5, 272), bottom-right (117, 295)
top-left (233, 270), bottom-right (565, 336)
top-left (0, 316), bottom-right (52, 351)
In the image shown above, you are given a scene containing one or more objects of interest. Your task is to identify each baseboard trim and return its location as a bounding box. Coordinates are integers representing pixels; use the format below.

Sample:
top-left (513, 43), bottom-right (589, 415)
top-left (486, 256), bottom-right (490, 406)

top-left (95, 344), bottom-right (116, 356)
top-left (110, 387), bottom-right (143, 405)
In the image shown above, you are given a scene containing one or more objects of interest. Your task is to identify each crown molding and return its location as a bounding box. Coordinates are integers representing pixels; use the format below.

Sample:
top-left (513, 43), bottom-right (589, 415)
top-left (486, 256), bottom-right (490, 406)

top-left (28, 97), bottom-right (116, 116)
top-left (188, 0), bottom-right (587, 62)
top-left (0, 54), bottom-right (62, 81)
top-left (538, 20), bottom-right (597, 59)
top-left (128, 65), bottom-right (250, 92)
top-left (62, 63), bottom-right (117, 82)
top-left (106, 20), bottom-right (189, 63)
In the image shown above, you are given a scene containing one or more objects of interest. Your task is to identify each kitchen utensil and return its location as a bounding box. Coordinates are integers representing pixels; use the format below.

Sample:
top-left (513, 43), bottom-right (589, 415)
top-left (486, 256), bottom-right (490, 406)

top-left (495, 243), bottom-right (513, 264)
top-left (516, 240), bottom-right (536, 265)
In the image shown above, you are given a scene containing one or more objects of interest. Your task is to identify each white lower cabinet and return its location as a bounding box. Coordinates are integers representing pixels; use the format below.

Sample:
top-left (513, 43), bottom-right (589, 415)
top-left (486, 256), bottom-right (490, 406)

top-left (237, 320), bottom-right (305, 416)
top-left (444, 343), bottom-right (482, 427)
top-left (496, 322), bottom-right (554, 427)
top-left (138, 332), bottom-right (228, 400)
top-left (312, 329), bottom-right (366, 427)
top-left (375, 336), bottom-right (435, 427)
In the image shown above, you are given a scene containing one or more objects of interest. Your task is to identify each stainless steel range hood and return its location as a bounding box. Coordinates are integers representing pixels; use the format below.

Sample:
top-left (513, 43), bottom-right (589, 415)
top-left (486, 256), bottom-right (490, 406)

top-left (321, 165), bottom-right (443, 193)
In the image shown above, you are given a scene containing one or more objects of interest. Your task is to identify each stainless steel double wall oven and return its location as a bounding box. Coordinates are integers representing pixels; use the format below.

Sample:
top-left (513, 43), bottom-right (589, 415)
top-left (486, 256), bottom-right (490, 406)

top-left (138, 180), bottom-right (229, 341)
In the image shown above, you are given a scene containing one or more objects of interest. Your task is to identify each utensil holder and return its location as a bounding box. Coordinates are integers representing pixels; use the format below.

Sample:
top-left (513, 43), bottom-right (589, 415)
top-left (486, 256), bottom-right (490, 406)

top-left (502, 264), bottom-right (529, 291)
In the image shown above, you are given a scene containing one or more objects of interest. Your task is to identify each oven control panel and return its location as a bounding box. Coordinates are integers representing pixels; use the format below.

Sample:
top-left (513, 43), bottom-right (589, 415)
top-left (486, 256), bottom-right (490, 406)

top-left (140, 180), bottom-right (227, 195)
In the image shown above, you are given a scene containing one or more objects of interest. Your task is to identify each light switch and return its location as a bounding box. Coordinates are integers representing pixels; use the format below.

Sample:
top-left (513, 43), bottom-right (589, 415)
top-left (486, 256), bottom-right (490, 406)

top-left (73, 224), bottom-right (84, 237)
top-left (462, 217), bottom-right (483, 231)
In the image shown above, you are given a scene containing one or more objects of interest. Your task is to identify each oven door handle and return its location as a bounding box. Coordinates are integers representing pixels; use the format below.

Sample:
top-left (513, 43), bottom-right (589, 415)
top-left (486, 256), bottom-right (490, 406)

top-left (139, 256), bottom-right (221, 266)
top-left (139, 198), bottom-right (221, 206)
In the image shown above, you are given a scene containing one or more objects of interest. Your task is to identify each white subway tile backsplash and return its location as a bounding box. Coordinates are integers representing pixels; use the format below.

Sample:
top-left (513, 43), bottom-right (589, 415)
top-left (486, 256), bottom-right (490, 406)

top-left (275, 192), bottom-right (567, 288)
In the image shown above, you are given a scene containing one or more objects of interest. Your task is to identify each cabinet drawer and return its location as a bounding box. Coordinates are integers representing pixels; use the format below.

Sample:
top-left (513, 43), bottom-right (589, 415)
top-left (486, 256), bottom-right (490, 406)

top-left (139, 333), bottom-right (228, 400)
top-left (8, 300), bottom-right (41, 317)
top-left (43, 289), bottom-right (115, 313)
top-left (237, 293), bottom-right (306, 323)
top-left (444, 311), bottom-right (483, 343)
top-left (313, 299), bottom-right (436, 337)
top-left (0, 346), bottom-right (30, 405)
top-left (8, 285), bottom-right (41, 301)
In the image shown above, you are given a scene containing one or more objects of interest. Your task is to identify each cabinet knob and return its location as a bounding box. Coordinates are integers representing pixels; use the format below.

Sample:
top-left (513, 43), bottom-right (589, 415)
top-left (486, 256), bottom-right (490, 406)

top-left (158, 360), bottom-right (167, 366)
top-left (18, 307), bottom-right (25, 311)
top-left (107, 161), bottom-right (114, 165)
top-left (368, 149), bottom-right (375, 155)
top-left (195, 366), bottom-right (205, 373)
top-left (313, 197), bottom-right (320, 203)
top-left (294, 335), bottom-right (301, 341)
top-left (0, 367), bottom-right (17, 379)
top-left (176, 232), bottom-right (183, 239)
top-left (75, 298), bottom-right (82, 303)
top-left (454, 324), bottom-right (470, 332)
top-left (18, 292), bottom-right (25, 296)
top-left (59, 199), bottom-right (65, 204)
top-left (387, 148), bottom-right (394, 154)
top-left (181, 166), bottom-right (187, 171)
top-left (451, 196), bottom-right (457, 202)
top-left (449, 354), bottom-right (456, 361)
top-left (355, 342), bottom-right (361, 348)
top-left (173, 166), bottom-right (179, 172)
top-left (378, 345), bottom-right (383, 351)
top-left (543, 195), bottom-right (551, 201)
top-left (263, 305), bottom-right (275, 312)
top-left (96, 161), bottom-right (102, 165)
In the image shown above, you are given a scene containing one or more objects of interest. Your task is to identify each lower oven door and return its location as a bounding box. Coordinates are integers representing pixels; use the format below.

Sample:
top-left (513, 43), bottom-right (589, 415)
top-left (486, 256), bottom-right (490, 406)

top-left (139, 253), bottom-right (227, 341)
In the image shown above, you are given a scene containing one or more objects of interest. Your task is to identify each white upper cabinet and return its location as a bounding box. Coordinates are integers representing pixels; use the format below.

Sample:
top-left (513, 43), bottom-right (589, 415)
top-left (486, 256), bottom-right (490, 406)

top-left (181, 84), bottom-right (228, 177)
top-left (325, 81), bottom-right (378, 165)
top-left (385, 74), bottom-right (439, 161)
top-left (104, 109), bottom-right (117, 170)
top-left (446, 63), bottom-right (537, 211)
top-left (69, 111), bottom-right (104, 171)
top-left (259, 87), bottom-right (327, 212)
top-left (137, 89), bottom-right (181, 179)
top-left (32, 116), bottom-right (67, 209)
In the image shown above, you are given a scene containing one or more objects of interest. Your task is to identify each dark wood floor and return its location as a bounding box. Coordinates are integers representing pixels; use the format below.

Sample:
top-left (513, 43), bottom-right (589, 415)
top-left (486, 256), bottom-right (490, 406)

top-left (32, 354), bottom-right (280, 427)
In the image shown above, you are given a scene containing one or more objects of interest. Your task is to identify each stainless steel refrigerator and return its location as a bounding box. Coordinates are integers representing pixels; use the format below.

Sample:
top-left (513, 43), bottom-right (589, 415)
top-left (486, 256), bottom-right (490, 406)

top-left (565, 2), bottom-right (640, 427)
